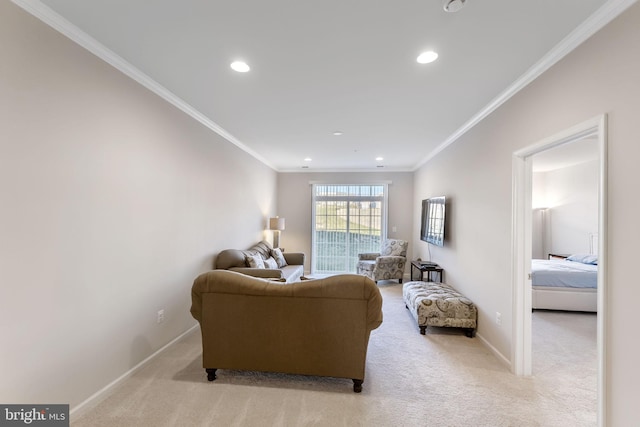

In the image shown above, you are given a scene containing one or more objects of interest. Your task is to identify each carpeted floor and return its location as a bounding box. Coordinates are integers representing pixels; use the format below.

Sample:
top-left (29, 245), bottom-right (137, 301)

top-left (73, 282), bottom-right (597, 426)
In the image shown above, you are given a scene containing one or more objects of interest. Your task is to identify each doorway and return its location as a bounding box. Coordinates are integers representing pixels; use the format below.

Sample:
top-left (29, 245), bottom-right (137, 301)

top-left (511, 115), bottom-right (607, 425)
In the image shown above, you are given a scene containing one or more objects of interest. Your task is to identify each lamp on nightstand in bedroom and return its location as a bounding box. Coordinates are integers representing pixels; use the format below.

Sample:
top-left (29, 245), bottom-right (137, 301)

top-left (268, 216), bottom-right (285, 248)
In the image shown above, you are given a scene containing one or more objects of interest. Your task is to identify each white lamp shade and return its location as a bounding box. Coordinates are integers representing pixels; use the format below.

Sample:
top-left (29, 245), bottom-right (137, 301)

top-left (269, 217), bottom-right (285, 231)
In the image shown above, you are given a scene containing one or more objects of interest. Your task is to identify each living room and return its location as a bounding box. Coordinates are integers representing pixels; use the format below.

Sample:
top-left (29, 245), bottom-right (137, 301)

top-left (2, 0), bottom-right (640, 425)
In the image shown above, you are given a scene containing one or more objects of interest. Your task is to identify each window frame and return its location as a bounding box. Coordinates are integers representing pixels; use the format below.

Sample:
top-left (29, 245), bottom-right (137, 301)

top-left (310, 182), bottom-right (389, 274)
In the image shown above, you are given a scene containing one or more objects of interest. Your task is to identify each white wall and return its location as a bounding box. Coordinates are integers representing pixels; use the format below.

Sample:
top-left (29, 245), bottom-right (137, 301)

top-left (277, 172), bottom-right (414, 275)
top-left (413, 3), bottom-right (640, 424)
top-left (533, 160), bottom-right (599, 257)
top-left (0, 2), bottom-right (277, 409)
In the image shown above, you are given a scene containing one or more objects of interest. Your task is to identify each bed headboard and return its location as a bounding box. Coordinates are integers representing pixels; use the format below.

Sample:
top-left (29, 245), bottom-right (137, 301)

top-left (590, 233), bottom-right (599, 255)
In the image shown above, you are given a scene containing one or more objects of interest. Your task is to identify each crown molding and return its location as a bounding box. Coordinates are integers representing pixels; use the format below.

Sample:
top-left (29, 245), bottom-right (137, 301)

top-left (413, 0), bottom-right (638, 171)
top-left (12, 0), bottom-right (635, 174)
top-left (278, 167), bottom-right (413, 173)
top-left (11, 0), bottom-right (277, 171)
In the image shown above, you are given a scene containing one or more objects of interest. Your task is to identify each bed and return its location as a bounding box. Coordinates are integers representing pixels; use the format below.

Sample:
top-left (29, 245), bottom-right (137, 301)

top-left (531, 254), bottom-right (598, 312)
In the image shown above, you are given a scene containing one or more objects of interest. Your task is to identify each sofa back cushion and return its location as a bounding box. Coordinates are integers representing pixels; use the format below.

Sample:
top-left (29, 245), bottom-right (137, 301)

top-left (216, 240), bottom-right (274, 269)
top-left (250, 240), bottom-right (273, 259)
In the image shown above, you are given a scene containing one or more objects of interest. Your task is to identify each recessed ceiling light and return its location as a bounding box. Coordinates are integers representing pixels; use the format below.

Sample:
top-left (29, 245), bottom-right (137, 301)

top-left (333, 131), bottom-right (343, 136)
top-left (230, 61), bottom-right (250, 72)
top-left (443, 0), bottom-right (466, 13)
top-left (376, 157), bottom-right (384, 161)
top-left (417, 51), bottom-right (438, 64)
top-left (304, 157), bottom-right (312, 162)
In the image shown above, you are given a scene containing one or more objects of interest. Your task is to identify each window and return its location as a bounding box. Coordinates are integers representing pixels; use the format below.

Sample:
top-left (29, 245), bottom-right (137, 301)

top-left (311, 184), bottom-right (387, 274)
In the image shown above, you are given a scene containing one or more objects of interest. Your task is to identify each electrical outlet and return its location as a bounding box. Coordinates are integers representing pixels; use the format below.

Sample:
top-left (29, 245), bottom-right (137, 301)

top-left (496, 312), bottom-right (502, 325)
top-left (157, 309), bottom-right (165, 324)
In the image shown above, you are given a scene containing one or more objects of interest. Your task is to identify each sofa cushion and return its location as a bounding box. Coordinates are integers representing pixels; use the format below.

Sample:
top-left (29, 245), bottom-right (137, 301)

top-left (264, 257), bottom-right (278, 269)
top-left (271, 248), bottom-right (287, 268)
top-left (246, 254), bottom-right (265, 269)
top-left (280, 264), bottom-right (304, 283)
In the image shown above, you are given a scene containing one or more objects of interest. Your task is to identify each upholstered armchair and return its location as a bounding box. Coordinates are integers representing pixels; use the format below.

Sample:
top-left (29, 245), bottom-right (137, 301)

top-left (356, 239), bottom-right (408, 284)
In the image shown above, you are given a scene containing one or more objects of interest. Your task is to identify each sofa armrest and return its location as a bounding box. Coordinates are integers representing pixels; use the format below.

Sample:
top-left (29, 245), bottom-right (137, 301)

top-left (358, 253), bottom-right (380, 261)
top-left (229, 267), bottom-right (284, 279)
top-left (283, 252), bottom-right (305, 266)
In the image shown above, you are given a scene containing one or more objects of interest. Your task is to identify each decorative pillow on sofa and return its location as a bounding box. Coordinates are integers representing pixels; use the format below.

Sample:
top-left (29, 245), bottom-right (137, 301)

top-left (271, 248), bottom-right (287, 268)
top-left (264, 257), bottom-right (278, 269)
top-left (246, 254), bottom-right (265, 269)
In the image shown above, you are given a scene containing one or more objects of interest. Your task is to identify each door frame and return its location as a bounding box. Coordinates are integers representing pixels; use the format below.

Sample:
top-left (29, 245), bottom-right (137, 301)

top-left (511, 114), bottom-right (607, 425)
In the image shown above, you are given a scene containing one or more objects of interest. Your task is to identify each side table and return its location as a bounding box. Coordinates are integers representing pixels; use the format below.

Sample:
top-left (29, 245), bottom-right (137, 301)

top-left (410, 260), bottom-right (443, 282)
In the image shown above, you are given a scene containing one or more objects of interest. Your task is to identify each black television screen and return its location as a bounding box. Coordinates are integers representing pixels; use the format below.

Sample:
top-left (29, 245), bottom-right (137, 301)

top-left (420, 196), bottom-right (446, 246)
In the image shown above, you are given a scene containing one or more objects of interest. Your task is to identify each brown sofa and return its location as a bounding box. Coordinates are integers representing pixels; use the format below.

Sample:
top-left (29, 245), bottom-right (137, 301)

top-left (190, 270), bottom-right (383, 392)
top-left (215, 240), bottom-right (305, 283)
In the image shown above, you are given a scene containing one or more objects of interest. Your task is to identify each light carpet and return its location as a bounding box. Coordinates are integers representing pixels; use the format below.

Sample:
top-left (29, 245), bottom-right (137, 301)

top-left (73, 282), bottom-right (596, 426)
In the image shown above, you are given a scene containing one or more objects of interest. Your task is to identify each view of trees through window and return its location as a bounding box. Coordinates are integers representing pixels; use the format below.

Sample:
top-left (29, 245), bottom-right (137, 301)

top-left (312, 184), bottom-right (386, 273)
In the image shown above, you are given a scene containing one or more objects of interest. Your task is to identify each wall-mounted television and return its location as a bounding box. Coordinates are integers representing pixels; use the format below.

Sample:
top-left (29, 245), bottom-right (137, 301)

top-left (420, 196), bottom-right (446, 246)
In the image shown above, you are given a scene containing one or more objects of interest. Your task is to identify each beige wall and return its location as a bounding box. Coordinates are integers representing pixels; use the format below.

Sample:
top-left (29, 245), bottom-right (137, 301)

top-left (277, 172), bottom-right (414, 274)
top-left (414, 3), bottom-right (640, 424)
top-left (0, 2), bottom-right (277, 409)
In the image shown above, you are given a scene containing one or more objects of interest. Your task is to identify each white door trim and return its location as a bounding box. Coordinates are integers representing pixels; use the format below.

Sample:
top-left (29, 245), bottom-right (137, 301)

top-left (511, 114), bottom-right (607, 425)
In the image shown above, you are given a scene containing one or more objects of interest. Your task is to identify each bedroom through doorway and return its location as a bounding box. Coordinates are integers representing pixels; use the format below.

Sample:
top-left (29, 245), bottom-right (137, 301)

top-left (511, 115), bottom-right (607, 425)
top-left (530, 135), bottom-right (599, 424)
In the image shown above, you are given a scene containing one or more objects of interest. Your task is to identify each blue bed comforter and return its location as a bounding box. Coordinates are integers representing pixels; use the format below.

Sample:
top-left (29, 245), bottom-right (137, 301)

top-left (531, 259), bottom-right (597, 289)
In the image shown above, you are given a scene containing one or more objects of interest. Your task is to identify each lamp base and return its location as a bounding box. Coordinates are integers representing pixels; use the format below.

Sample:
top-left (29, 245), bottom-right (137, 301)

top-left (273, 231), bottom-right (281, 249)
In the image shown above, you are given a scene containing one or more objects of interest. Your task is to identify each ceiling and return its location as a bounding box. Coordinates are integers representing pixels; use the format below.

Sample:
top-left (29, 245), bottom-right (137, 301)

top-left (24, 0), bottom-right (616, 172)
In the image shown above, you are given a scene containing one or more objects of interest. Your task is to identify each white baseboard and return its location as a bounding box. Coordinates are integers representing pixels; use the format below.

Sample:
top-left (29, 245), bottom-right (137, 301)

top-left (70, 323), bottom-right (199, 419)
top-left (476, 331), bottom-right (511, 370)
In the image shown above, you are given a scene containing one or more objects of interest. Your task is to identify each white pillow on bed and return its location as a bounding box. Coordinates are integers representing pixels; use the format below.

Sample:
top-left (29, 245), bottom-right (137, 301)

top-left (567, 254), bottom-right (598, 265)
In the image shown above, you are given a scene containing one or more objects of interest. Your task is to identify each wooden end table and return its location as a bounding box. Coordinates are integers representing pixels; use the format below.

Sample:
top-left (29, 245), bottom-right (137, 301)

top-left (410, 260), bottom-right (444, 282)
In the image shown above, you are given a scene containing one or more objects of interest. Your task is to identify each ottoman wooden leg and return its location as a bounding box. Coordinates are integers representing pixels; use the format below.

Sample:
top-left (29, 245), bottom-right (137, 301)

top-left (419, 326), bottom-right (427, 335)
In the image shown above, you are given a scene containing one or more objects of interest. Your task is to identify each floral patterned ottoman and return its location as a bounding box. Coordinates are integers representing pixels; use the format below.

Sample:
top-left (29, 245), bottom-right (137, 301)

top-left (402, 281), bottom-right (477, 337)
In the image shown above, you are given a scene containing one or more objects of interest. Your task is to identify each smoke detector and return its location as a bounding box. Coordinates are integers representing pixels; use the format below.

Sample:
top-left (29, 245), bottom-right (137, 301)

top-left (443, 0), bottom-right (466, 12)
